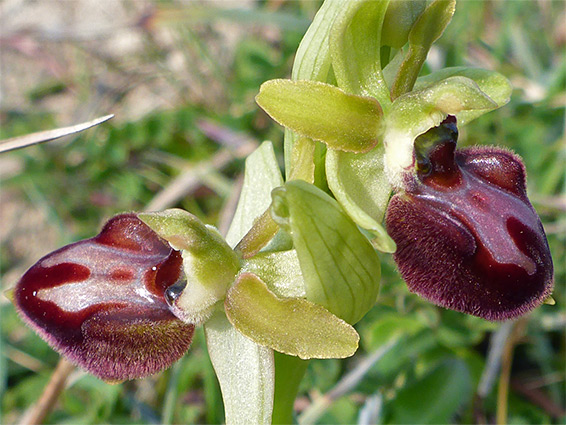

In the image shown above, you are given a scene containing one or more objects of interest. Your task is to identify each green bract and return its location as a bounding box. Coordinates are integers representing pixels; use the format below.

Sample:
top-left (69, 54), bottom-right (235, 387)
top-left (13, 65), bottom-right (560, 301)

top-left (390, 0), bottom-right (456, 99)
top-left (381, 0), bottom-right (426, 48)
top-left (329, 0), bottom-right (390, 103)
top-left (204, 142), bottom-right (282, 425)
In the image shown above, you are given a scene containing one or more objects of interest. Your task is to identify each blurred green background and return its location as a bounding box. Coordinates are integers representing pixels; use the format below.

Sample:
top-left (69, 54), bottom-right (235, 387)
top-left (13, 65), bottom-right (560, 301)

top-left (1, 1), bottom-right (564, 424)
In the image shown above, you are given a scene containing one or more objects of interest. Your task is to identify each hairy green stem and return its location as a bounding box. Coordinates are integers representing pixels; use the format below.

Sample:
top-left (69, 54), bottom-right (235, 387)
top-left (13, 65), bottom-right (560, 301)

top-left (272, 353), bottom-right (310, 424)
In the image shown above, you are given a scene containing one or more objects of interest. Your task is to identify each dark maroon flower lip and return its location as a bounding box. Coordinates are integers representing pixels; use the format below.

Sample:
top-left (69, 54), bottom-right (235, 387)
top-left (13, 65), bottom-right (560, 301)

top-left (386, 117), bottom-right (554, 321)
top-left (14, 213), bottom-right (195, 381)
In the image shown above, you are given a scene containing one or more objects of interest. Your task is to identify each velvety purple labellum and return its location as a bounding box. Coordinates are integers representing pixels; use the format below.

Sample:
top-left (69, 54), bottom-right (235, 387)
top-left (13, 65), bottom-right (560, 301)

top-left (14, 214), bottom-right (195, 381)
top-left (386, 117), bottom-right (553, 320)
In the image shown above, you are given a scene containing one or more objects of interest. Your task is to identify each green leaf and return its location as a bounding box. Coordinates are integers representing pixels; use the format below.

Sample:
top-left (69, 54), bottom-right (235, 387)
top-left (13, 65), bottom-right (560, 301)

top-left (257, 79), bottom-right (383, 153)
top-left (326, 145), bottom-right (396, 253)
top-left (271, 180), bottom-right (381, 324)
top-left (139, 209), bottom-right (240, 324)
top-left (381, 0), bottom-right (426, 48)
top-left (329, 0), bottom-right (391, 106)
top-left (391, 359), bottom-right (472, 424)
top-left (225, 273), bottom-right (359, 359)
top-left (384, 76), bottom-right (498, 188)
top-left (225, 141), bottom-right (283, 248)
top-left (241, 250), bottom-right (305, 299)
top-left (415, 67), bottom-right (512, 124)
top-left (391, 0), bottom-right (456, 98)
top-left (204, 310), bottom-right (274, 425)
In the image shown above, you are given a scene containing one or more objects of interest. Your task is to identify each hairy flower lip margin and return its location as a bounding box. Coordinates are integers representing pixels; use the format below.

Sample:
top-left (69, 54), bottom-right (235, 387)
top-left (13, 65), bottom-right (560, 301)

top-left (386, 118), bottom-right (554, 321)
top-left (12, 213), bottom-right (195, 381)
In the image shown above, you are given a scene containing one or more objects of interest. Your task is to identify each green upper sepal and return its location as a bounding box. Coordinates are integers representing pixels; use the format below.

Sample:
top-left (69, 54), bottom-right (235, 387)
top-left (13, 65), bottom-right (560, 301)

top-left (225, 273), bottom-right (359, 359)
top-left (256, 79), bottom-right (383, 153)
top-left (139, 209), bottom-right (240, 325)
top-left (270, 180), bottom-right (381, 325)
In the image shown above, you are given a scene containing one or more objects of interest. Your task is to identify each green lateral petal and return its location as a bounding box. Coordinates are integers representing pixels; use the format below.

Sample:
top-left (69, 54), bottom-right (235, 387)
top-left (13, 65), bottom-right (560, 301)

top-left (391, 0), bottom-right (456, 98)
top-left (384, 76), bottom-right (498, 188)
top-left (415, 67), bottom-right (512, 124)
top-left (285, 0), bottom-right (344, 174)
top-left (326, 145), bottom-right (396, 253)
top-left (242, 250), bottom-right (305, 299)
top-left (204, 310), bottom-right (274, 425)
top-left (329, 0), bottom-right (391, 107)
top-left (225, 141), bottom-right (283, 248)
top-left (139, 209), bottom-right (239, 324)
top-left (257, 79), bottom-right (382, 153)
top-left (271, 180), bottom-right (381, 324)
top-left (225, 273), bottom-right (359, 359)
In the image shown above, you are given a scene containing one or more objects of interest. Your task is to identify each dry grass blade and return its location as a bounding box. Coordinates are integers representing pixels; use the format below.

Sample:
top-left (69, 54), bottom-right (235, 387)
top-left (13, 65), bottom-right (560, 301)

top-left (0, 115), bottom-right (114, 154)
top-left (298, 339), bottom-right (398, 425)
top-left (17, 358), bottom-right (75, 425)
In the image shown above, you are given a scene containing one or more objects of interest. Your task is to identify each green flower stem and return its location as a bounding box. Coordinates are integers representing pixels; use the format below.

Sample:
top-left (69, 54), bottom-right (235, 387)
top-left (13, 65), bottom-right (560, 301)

top-left (272, 352), bottom-right (310, 425)
top-left (235, 207), bottom-right (279, 259)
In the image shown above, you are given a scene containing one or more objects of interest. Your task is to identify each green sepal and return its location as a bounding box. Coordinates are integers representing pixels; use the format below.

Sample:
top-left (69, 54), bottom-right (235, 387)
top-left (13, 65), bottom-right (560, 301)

top-left (381, 0), bottom-right (426, 48)
top-left (326, 145), bottom-right (396, 253)
top-left (204, 310), bottom-right (274, 425)
top-left (256, 79), bottom-right (383, 153)
top-left (414, 67), bottom-right (512, 125)
top-left (242, 250), bottom-right (305, 299)
top-left (384, 76), bottom-right (498, 188)
top-left (329, 0), bottom-right (391, 106)
top-left (225, 273), bottom-right (359, 360)
top-left (271, 180), bottom-right (381, 324)
top-left (139, 209), bottom-right (240, 324)
top-left (391, 0), bottom-right (456, 98)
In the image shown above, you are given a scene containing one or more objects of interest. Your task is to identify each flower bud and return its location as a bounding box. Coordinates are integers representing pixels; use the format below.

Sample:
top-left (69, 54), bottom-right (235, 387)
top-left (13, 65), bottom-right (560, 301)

top-left (13, 214), bottom-right (195, 381)
top-left (385, 117), bottom-right (553, 320)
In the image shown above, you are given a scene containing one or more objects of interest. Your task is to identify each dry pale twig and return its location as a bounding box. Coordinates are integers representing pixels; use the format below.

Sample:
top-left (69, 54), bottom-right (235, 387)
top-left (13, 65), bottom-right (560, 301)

top-left (145, 121), bottom-right (258, 212)
top-left (17, 358), bottom-right (76, 425)
top-left (0, 115), bottom-right (114, 154)
top-left (298, 339), bottom-right (398, 425)
top-left (496, 318), bottom-right (528, 425)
